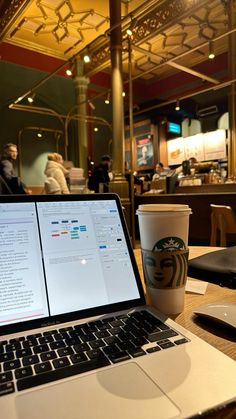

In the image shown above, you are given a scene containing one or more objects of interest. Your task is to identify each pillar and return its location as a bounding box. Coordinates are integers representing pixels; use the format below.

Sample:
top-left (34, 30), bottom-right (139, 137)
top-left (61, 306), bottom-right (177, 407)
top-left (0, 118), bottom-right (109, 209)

top-left (110, 0), bottom-right (129, 198)
top-left (109, 0), bottom-right (131, 233)
top-left (73, 58), bottom-right (90, 170)
top-left (227, 0), bottom-right (236, 177)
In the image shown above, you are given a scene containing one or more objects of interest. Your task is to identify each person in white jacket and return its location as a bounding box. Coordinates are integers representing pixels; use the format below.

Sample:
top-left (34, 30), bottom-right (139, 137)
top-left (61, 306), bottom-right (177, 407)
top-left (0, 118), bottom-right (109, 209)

top-left (44, 153), bottom-right (70, 194)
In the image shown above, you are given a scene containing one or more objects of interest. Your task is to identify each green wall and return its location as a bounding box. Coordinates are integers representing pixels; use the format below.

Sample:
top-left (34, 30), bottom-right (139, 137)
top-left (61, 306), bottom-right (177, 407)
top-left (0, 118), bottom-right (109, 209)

top-left (0, 60), bottom-right (112, 186)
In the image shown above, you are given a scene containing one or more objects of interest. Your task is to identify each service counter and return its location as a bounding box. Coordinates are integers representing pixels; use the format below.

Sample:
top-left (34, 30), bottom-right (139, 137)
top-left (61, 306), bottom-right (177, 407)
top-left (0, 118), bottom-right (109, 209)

top-left (135, 191), bottom-right (236, 246)
top-left (175, 182), bottom-right (236, 194)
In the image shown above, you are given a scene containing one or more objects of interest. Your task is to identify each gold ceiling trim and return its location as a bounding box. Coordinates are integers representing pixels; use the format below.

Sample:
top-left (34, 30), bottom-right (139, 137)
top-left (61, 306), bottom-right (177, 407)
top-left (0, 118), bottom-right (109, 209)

top-left (0, 0), bottom-right (231, 88)
top-left (0, 0), bottom-right (33, 40)
top-left (85, 0), bottom-right (218, 76)
top-left (131, 0), bottom-right (210, 45)
top-left (2, 0), bottom-right (110, 58)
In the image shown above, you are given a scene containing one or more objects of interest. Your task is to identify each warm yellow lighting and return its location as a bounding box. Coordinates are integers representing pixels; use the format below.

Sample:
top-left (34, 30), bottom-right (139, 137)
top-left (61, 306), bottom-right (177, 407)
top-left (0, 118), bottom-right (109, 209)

top-left (175, 99), bottom-right (180, 111)
top-left (15, 96), bottom-right (23, 104)
top-left (66, 68), bottom-right (72, 76)
top-left (37, 132), bottom-right (42, 138)
top-left (27, 96), bottom-right (34, 103)
top-left (94, 127), bottom-right (98, 132)
top-left (208, 41), bottom-right (215, 60)
top-left (126, 28), bottom-right (133, 37)
top-left (83, 54), bottom-right (90, 63)
top-left (88, 100), bottom-right (95, 110)
top-left (122, 92), bottom-right (126, 97)
top-left (105, 92), bottom-right (110, 104)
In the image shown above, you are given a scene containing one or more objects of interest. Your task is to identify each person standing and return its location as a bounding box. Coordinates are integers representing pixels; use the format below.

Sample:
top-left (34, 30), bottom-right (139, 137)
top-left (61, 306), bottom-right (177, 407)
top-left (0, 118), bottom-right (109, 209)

top-left (88, 155), bottom-right (111, 193)
top-left (0, 143), bottom-right (28, 194)
top-left (44, 153), bottom-right (70, 194)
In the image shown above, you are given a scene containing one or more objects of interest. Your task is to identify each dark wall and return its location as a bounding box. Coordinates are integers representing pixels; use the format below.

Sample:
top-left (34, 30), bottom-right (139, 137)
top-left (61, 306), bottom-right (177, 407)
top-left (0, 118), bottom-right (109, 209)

top-left (135, 193), bottom-right (236, 246)
top-left (0, 60), bottom-right (112, 185)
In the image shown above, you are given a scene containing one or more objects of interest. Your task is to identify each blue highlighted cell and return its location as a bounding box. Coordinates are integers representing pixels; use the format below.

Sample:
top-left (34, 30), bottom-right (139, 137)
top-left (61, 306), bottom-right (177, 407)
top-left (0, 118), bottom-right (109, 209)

top-left (99, 245), bottom-right (107, 249)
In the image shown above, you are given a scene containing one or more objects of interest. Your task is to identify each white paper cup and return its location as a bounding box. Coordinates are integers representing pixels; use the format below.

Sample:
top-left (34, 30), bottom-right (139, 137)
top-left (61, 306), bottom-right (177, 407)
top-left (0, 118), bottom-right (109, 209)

top-left (136, 204), bottom-right (192, 315)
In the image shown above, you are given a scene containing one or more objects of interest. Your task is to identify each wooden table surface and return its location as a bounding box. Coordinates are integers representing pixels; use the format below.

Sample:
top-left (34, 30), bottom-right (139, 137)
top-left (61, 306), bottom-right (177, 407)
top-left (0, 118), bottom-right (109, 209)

top-left (134, 246), bottom-right (236, 361)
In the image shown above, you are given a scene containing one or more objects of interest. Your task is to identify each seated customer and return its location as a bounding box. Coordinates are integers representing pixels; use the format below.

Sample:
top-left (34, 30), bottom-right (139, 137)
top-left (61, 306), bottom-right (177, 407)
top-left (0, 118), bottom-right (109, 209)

top-left (44, 153), bottom-right (70, 194)
top-left (0, 143), bottom-right (30, 194)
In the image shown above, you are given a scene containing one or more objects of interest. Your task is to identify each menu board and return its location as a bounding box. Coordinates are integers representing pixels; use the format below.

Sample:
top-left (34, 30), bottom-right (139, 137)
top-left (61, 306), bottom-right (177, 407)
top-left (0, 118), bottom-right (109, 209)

top-left (184, 134), bottom-right (204, 161)
top-left (203, 129), bottom-right (226, 160)
top-left (167, 129), bottom-right (226, 165)
top-left (167, 137), bottom-right (185, 165)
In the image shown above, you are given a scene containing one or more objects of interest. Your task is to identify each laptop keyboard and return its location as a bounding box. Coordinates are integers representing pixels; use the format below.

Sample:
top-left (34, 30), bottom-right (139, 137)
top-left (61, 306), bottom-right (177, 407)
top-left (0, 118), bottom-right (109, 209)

top-left (0, 310), bottom-right (189, 396)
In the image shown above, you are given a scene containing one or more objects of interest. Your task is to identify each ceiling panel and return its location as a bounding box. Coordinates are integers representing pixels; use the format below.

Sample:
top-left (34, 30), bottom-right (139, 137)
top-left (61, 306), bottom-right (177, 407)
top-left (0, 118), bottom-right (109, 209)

top-left (0, 0), bottom-right (234, 107)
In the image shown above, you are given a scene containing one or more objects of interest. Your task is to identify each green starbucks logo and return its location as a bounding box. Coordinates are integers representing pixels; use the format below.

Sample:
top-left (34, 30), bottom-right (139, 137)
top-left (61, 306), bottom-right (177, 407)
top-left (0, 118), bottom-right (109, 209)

top-left (152, 237), bottom-right (186, 252)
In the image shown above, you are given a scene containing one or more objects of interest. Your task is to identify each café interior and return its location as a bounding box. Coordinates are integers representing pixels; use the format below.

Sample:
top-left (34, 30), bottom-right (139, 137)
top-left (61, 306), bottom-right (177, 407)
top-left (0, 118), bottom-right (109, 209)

top-left (0, 1), bottom-right (236, 417)
top-left (1, 0), bottom-right (236, 245)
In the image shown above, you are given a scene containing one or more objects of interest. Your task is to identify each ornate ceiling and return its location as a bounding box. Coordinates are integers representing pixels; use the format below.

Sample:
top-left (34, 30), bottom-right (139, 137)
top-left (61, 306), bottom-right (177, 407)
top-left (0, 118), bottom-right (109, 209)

top-left (0, 0), bottom-right (235, 107)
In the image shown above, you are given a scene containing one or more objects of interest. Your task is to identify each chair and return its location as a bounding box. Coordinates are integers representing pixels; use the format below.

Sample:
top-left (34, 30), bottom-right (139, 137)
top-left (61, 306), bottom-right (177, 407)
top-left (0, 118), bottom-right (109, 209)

top-left (210, 204), bottom-right (236, 246)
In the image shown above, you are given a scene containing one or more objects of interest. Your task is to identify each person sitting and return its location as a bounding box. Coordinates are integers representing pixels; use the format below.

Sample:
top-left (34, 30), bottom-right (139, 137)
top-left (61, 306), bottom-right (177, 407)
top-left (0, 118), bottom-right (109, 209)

top-left (44, 153), bottom-right (70, 194)
top-left (0, 143), bottom-right (29, 194)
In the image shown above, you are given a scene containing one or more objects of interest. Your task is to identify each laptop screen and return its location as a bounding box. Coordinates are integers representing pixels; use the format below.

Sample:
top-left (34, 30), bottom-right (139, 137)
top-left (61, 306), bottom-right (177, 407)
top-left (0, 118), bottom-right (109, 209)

top-left (0, 194), bottom-right (144, 334)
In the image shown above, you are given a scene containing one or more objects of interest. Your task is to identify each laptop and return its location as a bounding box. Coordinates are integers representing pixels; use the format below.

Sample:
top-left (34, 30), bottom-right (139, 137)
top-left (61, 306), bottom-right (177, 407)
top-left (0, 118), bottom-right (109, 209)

top-left (0, 193), bottom-right (235, 419)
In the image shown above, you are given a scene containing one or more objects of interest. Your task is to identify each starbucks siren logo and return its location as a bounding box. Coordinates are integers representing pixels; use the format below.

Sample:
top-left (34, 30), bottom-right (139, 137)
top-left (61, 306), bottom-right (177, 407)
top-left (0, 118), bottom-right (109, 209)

top-left (152, 237), bottom-right (186, 252)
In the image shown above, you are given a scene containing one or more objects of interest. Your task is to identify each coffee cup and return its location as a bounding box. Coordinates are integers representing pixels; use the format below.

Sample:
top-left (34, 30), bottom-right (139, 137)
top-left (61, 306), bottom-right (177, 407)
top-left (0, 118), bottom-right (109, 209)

top-left (136, 204), bottom-right (192, 315)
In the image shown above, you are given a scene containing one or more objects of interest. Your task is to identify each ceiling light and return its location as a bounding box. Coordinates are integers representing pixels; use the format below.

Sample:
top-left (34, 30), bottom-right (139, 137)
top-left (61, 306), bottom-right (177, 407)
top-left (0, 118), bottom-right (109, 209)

top-left (94, 127), bottom-right (98, 132)
top-left (88, 100), bottom-right (95, 110)
top-left (126, 15), bottom-right (135, 38)
top-left (175, 99), bottom-right (180, 111)
top-left (208, 41), bottom-right (215, 59)
top-left (66, 68), bottom-right (73, 76)
top-left (126, 28), bottom-right (133, 37)
top-left (105, 92), bottom-right (110, 104)
top-left (27, 93), bottom-right (35, 103)
top-left (15, 96), bottom-right (23, 104)
top-left (122, 92), bottom-right (126, 97)
top-left (37, 132), bottom-right (42, 138)
top-left (83, 50), bottom-right (91, 63)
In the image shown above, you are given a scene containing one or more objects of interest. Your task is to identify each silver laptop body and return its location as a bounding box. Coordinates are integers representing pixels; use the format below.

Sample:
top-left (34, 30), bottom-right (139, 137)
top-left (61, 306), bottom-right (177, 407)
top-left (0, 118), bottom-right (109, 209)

top-left (0, 193), bottom-right (235, 419)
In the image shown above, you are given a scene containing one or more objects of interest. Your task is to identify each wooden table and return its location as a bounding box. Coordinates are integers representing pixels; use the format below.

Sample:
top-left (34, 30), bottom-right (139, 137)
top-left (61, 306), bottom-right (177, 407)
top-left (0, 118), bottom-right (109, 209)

top-left (134, 246), bottom-right (236, 361)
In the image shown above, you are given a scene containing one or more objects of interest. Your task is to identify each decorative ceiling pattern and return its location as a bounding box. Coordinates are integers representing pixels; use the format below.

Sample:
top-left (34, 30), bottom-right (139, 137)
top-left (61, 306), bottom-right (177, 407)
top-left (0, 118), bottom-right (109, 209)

top-left (0, 0), bottom-right (144, 58)
top-left (0, 0), bottom-right (235, 105)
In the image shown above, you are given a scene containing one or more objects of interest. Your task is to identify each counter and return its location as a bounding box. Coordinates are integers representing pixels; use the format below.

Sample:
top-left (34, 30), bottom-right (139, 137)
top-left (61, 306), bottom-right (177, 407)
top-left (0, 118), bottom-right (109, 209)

top-left (135, 192), bottom-right (236, 246)
top-left (175, 183), bottom-right (236, 194)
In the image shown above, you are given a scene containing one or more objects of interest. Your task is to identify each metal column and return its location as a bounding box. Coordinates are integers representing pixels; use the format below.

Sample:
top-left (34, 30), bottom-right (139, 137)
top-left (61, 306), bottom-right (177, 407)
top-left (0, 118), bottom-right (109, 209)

top-left (74, 58), bottom-right (90, 170)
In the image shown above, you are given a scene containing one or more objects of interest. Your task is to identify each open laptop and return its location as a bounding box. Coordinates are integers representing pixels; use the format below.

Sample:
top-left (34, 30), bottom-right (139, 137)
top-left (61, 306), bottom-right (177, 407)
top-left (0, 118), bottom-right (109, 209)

top-left (0, 193), bottom-right (235, 419)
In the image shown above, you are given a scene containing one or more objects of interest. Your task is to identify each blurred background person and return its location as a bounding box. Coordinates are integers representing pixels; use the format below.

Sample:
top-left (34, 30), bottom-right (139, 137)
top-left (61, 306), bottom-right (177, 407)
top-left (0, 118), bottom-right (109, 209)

top-left (0, 143), bottom-right (30, 194)
top-left (44, 152), bottom-right (70, 194)
top-left (88, 155), bottom-right (111, 193)
top-left (152, 162), bottom-right (170, 181)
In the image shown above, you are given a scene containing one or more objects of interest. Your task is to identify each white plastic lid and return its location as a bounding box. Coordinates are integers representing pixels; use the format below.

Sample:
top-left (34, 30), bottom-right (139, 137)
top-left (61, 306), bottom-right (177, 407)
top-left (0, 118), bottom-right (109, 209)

top-left (137, 204), bottom-right (191, 212)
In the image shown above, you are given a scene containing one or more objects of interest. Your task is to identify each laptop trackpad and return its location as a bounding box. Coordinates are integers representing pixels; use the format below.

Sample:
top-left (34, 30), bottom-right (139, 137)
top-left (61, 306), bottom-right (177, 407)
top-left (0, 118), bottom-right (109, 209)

top-left (16, 363), bottom-right (180, 419)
